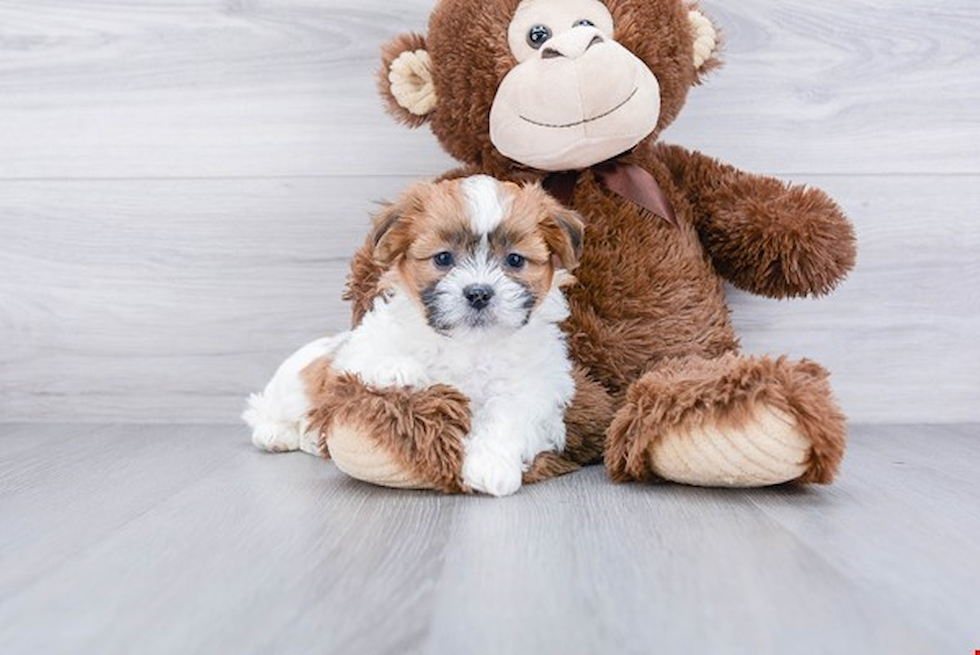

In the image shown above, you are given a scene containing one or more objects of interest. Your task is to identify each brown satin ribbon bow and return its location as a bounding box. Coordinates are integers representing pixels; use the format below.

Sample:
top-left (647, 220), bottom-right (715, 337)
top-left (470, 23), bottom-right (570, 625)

top-left (543, 160), bottom-right (679, 228)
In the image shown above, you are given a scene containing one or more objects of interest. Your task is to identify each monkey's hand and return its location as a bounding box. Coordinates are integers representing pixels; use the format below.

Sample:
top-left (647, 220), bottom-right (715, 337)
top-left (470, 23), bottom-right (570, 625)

top-left (657, 144), bottom-right (856, 299)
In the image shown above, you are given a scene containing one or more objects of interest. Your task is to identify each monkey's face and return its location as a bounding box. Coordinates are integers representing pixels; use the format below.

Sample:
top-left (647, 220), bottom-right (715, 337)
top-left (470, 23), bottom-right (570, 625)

top-left (378, 0), bottom-right (720, 175)
top-left (489, 0), bottom-right (661, 172)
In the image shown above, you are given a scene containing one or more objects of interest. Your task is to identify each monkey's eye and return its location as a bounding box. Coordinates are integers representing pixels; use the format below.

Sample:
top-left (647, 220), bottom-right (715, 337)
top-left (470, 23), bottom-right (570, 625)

top-left (526, 25), bottom-right (552, 49)
top-left (505, 253), bottom-right (526, 269)
top-left (433, 251), bottom-right (455, 269)
top-left (573, 19), bottom-right (596, 28)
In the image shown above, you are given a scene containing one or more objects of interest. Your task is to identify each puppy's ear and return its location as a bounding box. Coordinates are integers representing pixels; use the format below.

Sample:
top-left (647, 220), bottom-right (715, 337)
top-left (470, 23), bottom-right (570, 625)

top-left (370, 204), bottom-right (408, 267)
top-left (379, 33), bottom-right (437, 127)
top-left (542, 207), bottom-right (585, 271)
top-left (370, 186), bottom-right (424, 266)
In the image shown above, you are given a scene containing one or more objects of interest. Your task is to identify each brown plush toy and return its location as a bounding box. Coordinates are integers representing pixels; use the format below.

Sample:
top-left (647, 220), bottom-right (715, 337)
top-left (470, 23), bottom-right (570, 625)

top-left (307, 0), bottom-right (857, 491)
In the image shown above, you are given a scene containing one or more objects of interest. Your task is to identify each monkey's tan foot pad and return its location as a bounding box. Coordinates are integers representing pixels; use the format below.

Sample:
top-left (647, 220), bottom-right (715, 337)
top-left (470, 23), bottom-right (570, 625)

top-left (326, 425), bottom-right (438, 490)
top-left (649, 403), bottom-right (810, 487)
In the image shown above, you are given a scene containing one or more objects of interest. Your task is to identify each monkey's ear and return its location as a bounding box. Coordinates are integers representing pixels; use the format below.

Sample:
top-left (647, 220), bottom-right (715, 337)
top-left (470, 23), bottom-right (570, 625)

top-left (378, 33), bottom-right (437, 127)
top-left (687, 8), bottom-right (722, 80)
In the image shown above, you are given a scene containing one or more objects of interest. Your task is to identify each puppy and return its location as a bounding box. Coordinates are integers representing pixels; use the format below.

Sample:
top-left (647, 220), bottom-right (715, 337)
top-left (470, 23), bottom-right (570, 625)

top-left (244, 175), bottom-right (584, 496)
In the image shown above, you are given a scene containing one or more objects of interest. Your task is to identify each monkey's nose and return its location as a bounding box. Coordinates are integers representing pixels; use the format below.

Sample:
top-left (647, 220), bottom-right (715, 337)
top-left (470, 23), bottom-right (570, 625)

top-left (463, 284), bottom-right (495, 310)
top-left (541, 31), bottom-right (604, 60)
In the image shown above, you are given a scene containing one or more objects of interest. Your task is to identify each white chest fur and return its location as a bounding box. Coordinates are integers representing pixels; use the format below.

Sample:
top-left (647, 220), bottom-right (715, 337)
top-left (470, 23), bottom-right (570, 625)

top-left (331, 288), bottom-right (575, 414)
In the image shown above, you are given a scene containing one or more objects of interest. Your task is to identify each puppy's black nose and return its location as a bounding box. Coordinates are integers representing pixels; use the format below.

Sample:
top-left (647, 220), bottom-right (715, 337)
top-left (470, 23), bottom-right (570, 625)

top-left (463, 284), bottom-right (494, 310)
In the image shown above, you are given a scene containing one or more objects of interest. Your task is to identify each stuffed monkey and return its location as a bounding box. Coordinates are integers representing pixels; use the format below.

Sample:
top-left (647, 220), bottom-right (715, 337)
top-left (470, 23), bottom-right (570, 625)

top-left (305, 0), bottom-right (856, 491)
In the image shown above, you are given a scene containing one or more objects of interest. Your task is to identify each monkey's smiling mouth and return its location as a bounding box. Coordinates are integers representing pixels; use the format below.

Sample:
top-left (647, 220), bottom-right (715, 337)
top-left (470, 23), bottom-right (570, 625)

top-left (519, 87), bottom-right (638, 129)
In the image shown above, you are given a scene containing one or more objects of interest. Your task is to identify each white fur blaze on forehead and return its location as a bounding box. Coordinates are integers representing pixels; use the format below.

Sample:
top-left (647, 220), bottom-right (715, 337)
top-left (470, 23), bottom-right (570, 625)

top-left (461, 176), bottom-right (511, 235)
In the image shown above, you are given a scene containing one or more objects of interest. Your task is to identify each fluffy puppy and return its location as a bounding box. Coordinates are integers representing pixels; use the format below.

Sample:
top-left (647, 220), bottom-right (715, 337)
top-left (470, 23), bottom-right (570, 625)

top-left (244, 175), bottom-right (584, 496)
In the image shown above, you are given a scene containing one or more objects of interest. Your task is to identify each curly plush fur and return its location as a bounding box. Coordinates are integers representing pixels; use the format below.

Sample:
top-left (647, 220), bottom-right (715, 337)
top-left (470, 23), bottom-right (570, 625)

top-left (604, 354), bottom-right (846, 484)
top-left (305, 357), bottom-right (471, 493)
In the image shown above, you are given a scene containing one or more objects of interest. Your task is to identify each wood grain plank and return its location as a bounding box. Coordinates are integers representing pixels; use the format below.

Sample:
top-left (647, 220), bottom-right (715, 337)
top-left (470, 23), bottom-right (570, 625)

top-left (748, 424), bottom-right (980, 650)
top-left (0, 0), bottom-right (452, 180)
top-left (0, 423), bottom-right (106, 494)
top-left (0, 176), bottom-right (393, 422)
top-left (0, 424), bottom-right (461, 655)
top-left (857, 423), bottom-right (980, 487)
top-left (2, 423), bottom-right (973, 654)
top-left (424, 470), bottom-right (940, 655)
top-left (0, 422), bottom-right (101, 459)
top-left (0, 424), bottom-right (244, 599)
top-left (2, 174), bottom-right (977, 423)
top-left (668, 0), bottom-right (980, 176)
top-left (0, 0), bottom-right (976, 179)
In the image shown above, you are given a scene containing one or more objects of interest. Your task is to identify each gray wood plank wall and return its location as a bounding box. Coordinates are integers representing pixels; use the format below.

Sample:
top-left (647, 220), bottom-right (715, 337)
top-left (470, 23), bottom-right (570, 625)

top-left (1, 0), bottom-right (978, 423)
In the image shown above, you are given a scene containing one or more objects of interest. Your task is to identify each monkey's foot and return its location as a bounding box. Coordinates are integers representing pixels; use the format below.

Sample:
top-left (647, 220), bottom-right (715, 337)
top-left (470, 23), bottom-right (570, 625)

top-left (606, 353), bottom-right (846, 487)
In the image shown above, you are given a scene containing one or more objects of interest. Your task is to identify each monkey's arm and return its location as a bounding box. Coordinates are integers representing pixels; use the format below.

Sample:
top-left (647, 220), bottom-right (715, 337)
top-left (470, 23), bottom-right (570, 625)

top-left (655, 143), bottom-right (856, 299)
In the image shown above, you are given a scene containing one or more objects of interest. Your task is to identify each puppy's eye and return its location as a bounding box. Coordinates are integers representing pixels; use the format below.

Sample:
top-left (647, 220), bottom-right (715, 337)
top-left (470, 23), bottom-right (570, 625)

top-left (505, 253), bottom-right (526, 269)
top-left (526, 25), bottom-right (552, 49)
top-left (573, 19), bottom-right (595, 28)
top-left (433, 251), bottom-right (455, 269)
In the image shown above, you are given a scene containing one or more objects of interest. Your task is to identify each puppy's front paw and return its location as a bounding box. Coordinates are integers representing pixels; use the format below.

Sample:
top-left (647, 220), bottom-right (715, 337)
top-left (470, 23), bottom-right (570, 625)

top-left (462, 447), bottom-right (523, 497)
top-left (365, 357), bottom-right (431, 389)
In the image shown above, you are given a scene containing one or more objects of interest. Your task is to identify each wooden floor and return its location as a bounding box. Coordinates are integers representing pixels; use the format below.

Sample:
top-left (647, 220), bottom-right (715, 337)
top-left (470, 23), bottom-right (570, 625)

top-left (0, 423), bottom-right (977, 654)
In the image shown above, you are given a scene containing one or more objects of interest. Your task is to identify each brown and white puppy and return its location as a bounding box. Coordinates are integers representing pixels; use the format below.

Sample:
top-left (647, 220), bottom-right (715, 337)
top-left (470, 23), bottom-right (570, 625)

top-left (245, 175), bottom-right (584, 496)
